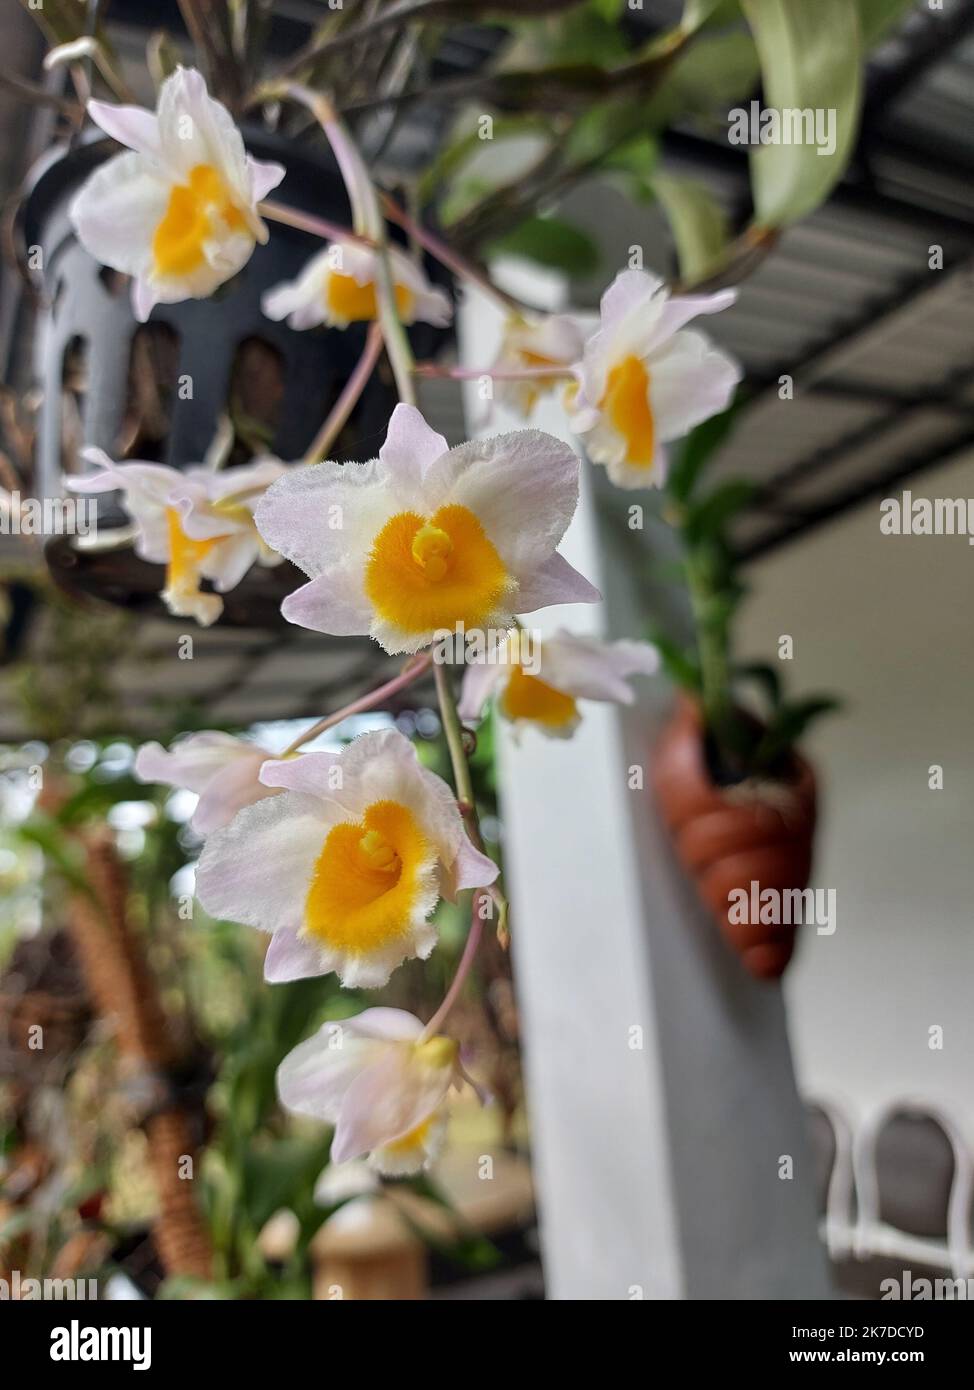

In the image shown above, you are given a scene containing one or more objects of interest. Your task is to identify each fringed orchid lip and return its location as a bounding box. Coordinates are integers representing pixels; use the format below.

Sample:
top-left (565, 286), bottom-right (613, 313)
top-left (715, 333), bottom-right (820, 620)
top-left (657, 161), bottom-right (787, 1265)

top-left (364, 503), bottom-right (515, 639)
top-left (303, 799), bottom-right (436, 957)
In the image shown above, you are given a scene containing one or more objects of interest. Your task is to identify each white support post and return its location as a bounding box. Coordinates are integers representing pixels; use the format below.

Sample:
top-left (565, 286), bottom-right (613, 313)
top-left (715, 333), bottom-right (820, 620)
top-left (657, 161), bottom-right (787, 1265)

top-left (458, 279), bottom-right (832, 1300)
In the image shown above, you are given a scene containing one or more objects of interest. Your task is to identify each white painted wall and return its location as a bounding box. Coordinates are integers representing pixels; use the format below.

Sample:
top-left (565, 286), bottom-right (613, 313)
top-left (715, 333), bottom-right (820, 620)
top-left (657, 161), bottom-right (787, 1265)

top-left (459, 276), bottom-right (830, 1299)
top-left (736, 450), bottom-right (974, 1149)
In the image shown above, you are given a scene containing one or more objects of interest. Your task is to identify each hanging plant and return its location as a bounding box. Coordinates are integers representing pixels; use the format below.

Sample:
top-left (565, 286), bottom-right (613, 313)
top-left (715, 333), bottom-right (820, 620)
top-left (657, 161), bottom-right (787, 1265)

top-left (651, 405), bottom-right (839, 978)
top-left (1, 0), bottom-right (906, 1282)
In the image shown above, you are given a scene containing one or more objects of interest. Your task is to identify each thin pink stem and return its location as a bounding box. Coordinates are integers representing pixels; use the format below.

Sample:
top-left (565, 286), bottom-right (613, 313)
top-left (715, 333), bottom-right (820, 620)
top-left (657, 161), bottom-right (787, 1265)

top-left (380, 192), bottom-right (527, 314)
top-left (422, 896), bottom-right (485, 1040)
top-left (414, 362), bottom-right (574, 382)
top-left (304, 322), bottom-right (384, 464)
top-left (259, 199), bottom-right (372, 249)
top-left (282, 653), bottom-right (433, 756)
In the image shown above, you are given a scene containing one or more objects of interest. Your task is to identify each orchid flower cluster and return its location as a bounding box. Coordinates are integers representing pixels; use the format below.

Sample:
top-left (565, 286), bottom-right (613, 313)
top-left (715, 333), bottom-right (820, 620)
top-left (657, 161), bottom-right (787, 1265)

top-left (66, 70), bottom-right (739, 1178)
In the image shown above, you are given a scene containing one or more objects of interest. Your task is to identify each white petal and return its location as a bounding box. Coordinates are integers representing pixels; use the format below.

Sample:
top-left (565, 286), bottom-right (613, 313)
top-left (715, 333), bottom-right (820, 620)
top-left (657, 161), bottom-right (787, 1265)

top-left (648, 287), bottom-right (737, 349)
top-left (408, 285), bottom-right (454, 327)
top-left (429, 428), bottom-right (581, 580)
top-left (261, 247), bottom-right (332, 328)
top-left (264, 925), bottom-right (330, 982)
top-left (255, 457), bottom-right (394, 579)
top-left (314, 1159), bottom-right (379, 1205)
top-left (87, 99), bottom-right (161, 158)
top-left (343, 1008), bottom-right (425, 1043)
top-left (515, 551), bottom-right (601, 612)
top-left (259, 750), bottom-right (344, 796)
top-left (199, 533), bottom-right (259, 592)
top-left (457, 661), bottom-right (505, 722)
top-left (327, 917), bottom-right (439, 990)
top-left (378, 404), bottom-right (448, 491)
top-left (205, 457), bottom-right (287, 506)
top-left (261, 279), bottom-right (326, 330)
top-left (332, 1046), bottom-right (453, 1163)
top-left (132, 277), bottom-right (157, 322)
top-left (248, 154), bottom-right (286, 203)
top-left (134, 731), bottom-right (247, 793)
top-left (192, 751), bottom-right (276, 834)
top-left (195, 790), bottom-right (329, 935)
top-left (332, 728), bottom-right (464, 866)
top-left (161, 583), bottom-right (223, 626)
top-left (156, 67), bottom-right (249, 202)
top-left (69, 151), bottom-right (168, 279)
top-left (277, 1022), bottom-right (381, 1123)
top-left (439, 834), bottom-right (499, 903)
top-left (540, 631), bottom-right (659, 703)
top-left (68, 453), bottom-right (181, 563)
top-left (370, 1109), bottom-right (448, 1177)
top-left (598, 268), bottom-right (666, 331)
top-left (648, 329), bottom-right (741, 442)
top-left (281, 570), bottom-right (372, 637)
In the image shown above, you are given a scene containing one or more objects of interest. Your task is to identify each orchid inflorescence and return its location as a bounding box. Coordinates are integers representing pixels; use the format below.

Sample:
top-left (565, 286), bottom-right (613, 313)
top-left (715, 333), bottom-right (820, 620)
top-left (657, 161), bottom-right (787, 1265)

top-left (66, 70), bottom-right (739, 1177)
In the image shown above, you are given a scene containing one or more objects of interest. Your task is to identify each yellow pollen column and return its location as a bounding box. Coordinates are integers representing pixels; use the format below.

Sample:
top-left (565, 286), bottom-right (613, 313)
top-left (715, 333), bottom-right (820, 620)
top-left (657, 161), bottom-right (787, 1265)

top-left (411, 523), bottom-right (453, 582)
top-left (358, 830), bottom-right (400, 873)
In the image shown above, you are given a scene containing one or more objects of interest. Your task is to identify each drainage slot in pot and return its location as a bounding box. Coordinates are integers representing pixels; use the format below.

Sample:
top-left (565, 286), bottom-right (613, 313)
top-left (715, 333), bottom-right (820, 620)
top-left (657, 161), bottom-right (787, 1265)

top-left (118, 322), bottom-right (181, 461)
top-left (98, 266), bottom-right (129, 298)
top-left (226, 335), bottom-right (285, 466)
top-left (60, 334), bottom-right (88, 472)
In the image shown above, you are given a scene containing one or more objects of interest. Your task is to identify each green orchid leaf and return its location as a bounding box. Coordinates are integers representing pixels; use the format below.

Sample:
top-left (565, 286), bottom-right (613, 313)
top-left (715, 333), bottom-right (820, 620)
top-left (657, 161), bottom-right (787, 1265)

top-left (488, 215), bottom-right (600, 273)
top-left (741, 0), bottom-right (863, 228)
top-left (668, 396), bottom-right (745, 505)
top-left (654, 173), bottom-right (731, 286)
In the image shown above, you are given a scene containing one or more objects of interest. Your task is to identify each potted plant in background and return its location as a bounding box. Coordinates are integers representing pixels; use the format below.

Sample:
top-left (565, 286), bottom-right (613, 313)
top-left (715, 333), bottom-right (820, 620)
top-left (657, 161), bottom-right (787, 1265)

top-left (650, 407), bottom-right (838, 978)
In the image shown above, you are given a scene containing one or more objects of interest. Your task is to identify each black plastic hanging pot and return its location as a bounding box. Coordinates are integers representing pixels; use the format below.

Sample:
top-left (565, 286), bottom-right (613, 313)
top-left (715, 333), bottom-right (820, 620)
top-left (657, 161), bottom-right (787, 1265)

top-left (21, 128), bottom-right (451, 629)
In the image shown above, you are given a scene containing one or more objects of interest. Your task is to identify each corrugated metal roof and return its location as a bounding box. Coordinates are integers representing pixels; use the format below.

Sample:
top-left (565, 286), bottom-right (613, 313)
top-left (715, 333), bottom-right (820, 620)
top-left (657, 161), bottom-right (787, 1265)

top-left (4, 0), bottom-right (974, 739)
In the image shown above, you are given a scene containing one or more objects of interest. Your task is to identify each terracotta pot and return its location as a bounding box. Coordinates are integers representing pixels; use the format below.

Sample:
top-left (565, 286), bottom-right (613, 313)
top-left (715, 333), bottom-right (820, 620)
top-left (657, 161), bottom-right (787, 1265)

top-left (653, 696), bottom-right (817, 980)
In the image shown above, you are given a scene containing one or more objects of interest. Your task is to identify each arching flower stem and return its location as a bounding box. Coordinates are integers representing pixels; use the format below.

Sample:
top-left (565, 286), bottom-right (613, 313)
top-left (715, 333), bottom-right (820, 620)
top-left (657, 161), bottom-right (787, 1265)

top-left (281, 652), bottom-right (433, 757)
top-left (423, 662), bottom-right (509, 1040)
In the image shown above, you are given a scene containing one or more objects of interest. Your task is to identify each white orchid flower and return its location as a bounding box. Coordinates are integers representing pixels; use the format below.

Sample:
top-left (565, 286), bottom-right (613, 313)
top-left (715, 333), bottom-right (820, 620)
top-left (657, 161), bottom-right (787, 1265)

top-left (70, 67), bottom-right (285, 321)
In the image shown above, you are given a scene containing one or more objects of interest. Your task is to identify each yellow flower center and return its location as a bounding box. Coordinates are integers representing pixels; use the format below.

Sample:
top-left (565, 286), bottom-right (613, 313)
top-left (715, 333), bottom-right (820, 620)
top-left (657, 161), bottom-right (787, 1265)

top-left (519, 348), bottom-right (558, 368)
top-left (164, 506), bottom-right (226, 596)
top-left (381, 1115), bottom-right (436, 1158)
top-left (500, 662), bottom-right (578, 729)
top-left (364, 503), bottom-right (510, 636)
top-left (326, 271), bottom-right (415, 323)
top-left (152, 164), bottom-right (249, 278)
top-left (600, 354), bottom-right (655, 466)
top-left (210, 497), bottom-right (257, 528)
top-left (414, 1036), bottom-right (458, 1071)
top-left (304, 800), bottom-right (430, 955)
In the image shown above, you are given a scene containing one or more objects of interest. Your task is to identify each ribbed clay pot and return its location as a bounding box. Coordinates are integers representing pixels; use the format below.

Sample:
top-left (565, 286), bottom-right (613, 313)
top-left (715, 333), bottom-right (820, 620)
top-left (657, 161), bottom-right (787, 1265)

top-left (653, 696), bottom-right (817, 980)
